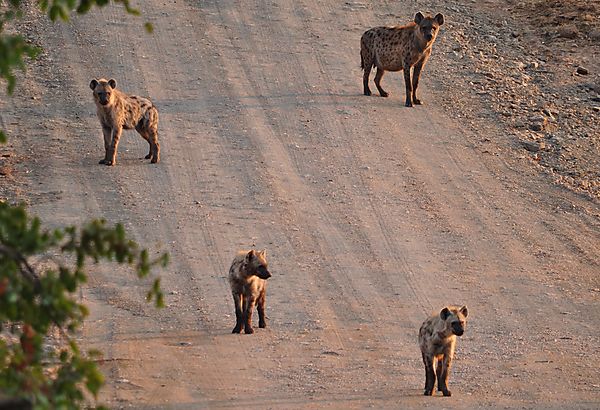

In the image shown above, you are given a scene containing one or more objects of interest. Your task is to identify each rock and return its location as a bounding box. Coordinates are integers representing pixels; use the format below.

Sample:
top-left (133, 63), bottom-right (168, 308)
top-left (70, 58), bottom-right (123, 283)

top-left (593, 107), bottom-right (600, 113)
top-left (576, 66), bottom-right (589, 75)
top-left (523, 141), bottom-right (545, 152)
top-left (557, 25), bottom-right (578, 39)
top-left (530, 123), bottom-right (544, 132)
top-left (542, 108), bottom-right (557, 119)
top-left (529, 114), bottom-right (547, 131)
top-left (527, 61), bottom-right (539, 69)
top-left (590, 30), bottom-right (600, 42)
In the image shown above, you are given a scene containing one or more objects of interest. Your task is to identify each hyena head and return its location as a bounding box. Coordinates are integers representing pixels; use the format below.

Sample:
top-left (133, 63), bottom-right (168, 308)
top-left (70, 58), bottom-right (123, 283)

top-left (90, 78), bottom-right (118, 106)
top-left (414, 12), bottom-right (444, 44)
top-left (244, 249), bottom-right (271, 280)
top-left (440, 305), bottom-right (468, 336)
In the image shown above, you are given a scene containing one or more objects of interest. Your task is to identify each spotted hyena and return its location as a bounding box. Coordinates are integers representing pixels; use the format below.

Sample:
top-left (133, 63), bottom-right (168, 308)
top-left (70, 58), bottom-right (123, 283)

top-left (360, 12), bottom-right (444, 107)
top-left (419, 305), bottom-right (468, 397)
top-left (229, 250), bottom-right (271, 334)
top-left (90, 78), bottom-right (160, 165)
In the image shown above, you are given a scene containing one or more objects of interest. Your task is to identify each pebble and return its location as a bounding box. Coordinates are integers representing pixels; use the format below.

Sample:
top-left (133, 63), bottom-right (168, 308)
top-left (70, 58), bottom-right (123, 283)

top-left (576, 66), bottom-right (589, 75)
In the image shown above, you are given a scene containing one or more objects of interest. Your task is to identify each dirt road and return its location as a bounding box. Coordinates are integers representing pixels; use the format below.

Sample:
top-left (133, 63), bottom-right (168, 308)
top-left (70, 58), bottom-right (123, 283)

top-left (3, 0), bottom-right (600, 408)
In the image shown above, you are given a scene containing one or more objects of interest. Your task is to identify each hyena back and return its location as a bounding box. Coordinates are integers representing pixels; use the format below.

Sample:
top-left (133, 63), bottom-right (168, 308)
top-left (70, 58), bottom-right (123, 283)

top-left (419, 305), bottom-right (468, 397)
top-left (90, 78), bottom-right (160, 165)
top-left (360, 12), bottom-right (444, 107)
top-left (228, 250), bottom-right (271, 334)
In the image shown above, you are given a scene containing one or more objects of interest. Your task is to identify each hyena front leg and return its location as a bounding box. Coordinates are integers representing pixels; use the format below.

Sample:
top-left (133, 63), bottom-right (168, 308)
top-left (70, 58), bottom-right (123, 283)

top-left (411, 59), bottom-right (427, 105)
top-left (99, 125), bottom-right (112, 165)
top-left (231, 293), bottom-right (244, 333)
top-left (147, 107), bottom-right (160, 163)
top-left (436, 358), bottom-right (444, 392)
top-left (403, 63), bottom-right (413, 107)
top-left (422, 352), bottom-right (436, 396)
top-left (148, 129), bottom-right (160, 164)
top-left (257, 289), bottom-right (267, 329)
top-left (108, 127), bottom-right (123, 166)
top-left (243, 295), bottom-right (256, 334)
top-left (438, 355), bottom-right (453, 397)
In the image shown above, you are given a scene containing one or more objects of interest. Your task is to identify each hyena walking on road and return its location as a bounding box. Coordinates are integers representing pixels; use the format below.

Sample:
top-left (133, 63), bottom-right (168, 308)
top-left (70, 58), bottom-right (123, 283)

top-left (419, 305), bottom-right (468, 397)
top-left (229, 250), bottom-right (271, 334)
top-left (90, 78), bottom-right (160, 165)
top-left (361, 12), bottom-right (444, 107)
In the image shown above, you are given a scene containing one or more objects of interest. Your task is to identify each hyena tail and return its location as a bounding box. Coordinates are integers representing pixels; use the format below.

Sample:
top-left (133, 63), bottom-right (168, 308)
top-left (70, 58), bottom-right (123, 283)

top-left (359, 39), bottom-right (374, 71)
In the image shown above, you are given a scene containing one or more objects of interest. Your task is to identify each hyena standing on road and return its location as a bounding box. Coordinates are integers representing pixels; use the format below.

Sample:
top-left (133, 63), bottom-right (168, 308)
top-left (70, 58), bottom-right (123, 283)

top-left (229, 250), bottom-right (271, 334)
top-left (361, 12), bottom-right (444, 107)
top-left (90, 78), bottom-right (160, 165)
top-left (419, 305), bottom-right (468, 397)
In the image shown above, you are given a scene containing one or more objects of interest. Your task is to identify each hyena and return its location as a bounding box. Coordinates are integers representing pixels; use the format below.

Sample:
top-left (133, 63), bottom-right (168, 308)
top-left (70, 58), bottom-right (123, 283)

top-left (90, 78), bottom-right (160, 165)
top-left (360, 12), bottom-right (444, 107)
top-left (419, 305), bottom-right (468, 397)
top-left (228, 250), bottom-right (271, 334)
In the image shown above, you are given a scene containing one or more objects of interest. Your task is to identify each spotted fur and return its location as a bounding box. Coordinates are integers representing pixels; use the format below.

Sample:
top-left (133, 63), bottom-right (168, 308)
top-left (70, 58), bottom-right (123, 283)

top-left (90, 78), bottom-right (160, 165)
top-left (361, 12), bottom-right (444, 107)
top-left (419, 305), bottom-right (468, 396)
top-left (229, 250), bottom-right (271, 334)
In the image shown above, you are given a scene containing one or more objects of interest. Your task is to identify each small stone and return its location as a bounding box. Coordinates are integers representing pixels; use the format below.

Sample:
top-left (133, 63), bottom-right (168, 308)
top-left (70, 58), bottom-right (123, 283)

top-left (593, 107), bottom-right (600, 113)
top-left (576, 66), bottom-right (589, 75)
top-left (557, 25), bottom-right (578, 39)
top-left (530, 123), bottom-right (543, 132)
top-left (527, 61), bottom-right (539, 69)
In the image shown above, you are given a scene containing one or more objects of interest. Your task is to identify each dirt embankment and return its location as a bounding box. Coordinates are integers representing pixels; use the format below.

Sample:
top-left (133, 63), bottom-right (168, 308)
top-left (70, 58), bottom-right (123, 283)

top-left (424, 0), bottom-right (600, 198)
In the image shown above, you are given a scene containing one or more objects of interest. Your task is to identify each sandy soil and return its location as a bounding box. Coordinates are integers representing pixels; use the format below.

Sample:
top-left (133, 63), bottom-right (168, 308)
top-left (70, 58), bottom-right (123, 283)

top-left (1, 0), bottom-right (599, 408)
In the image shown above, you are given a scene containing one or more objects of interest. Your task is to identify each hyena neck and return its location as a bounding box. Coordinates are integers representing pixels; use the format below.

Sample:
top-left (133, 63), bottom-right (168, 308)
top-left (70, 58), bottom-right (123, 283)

top-left (437, 329), bottom-right (455, 340)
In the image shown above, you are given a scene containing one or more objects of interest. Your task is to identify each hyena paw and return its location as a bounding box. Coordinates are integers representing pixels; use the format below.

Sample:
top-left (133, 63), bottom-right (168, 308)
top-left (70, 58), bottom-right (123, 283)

top-left (145, 153), bottom-right (152, 159)
top-left (259, 321), bottom-right (266, 328)
top-left (442, 389), bottom-right (452, 397)
top-left (151, 157), bottom-right (159, 164)
top-left (364, 89), bottom-right (372, 96)
top-left (413, 98), bottom-right (422, 105)
top-left (424, 389), bottom-right (433, 396)
top-left (379, 91), bottom-right (389, 97)
top-left (99, 159), bottom-right (108, 164)
top-left (232, 326), bottom-right (242, 334)
top-left (405, 100), bottom-right (414, 107)
top-left (244, 326), bottom-right (255, 334)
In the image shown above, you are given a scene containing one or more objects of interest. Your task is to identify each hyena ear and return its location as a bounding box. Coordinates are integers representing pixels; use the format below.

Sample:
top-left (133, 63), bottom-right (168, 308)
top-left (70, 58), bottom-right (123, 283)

top-left (246, 250), bottom-right (256, 262)
top-left (460, 305), bottom-right (468, 318)
top-left (108, 78), bottom-right (117, 89)
top-left (440, 307), bottom-right (451, 321)
top-left (257, 249), bottom-right (267, 258)
top-left (89, 79), bottom-right (98, 90)
top-left (414, 11), bottom-right (425, 25)
top-left (434, 13), bottom-right (444, 26)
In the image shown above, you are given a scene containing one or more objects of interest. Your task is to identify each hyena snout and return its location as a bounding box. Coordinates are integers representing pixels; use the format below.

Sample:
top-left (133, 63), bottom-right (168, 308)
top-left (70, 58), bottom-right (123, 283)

top-left (451, 321), bottom-right (465, 336)
top-left (257, 266), bottom-right (271, 280)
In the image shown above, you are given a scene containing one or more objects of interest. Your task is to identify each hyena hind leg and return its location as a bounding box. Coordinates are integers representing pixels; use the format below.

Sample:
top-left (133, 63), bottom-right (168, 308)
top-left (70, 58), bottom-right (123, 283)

top-left (374, 68), bottom-right (388, 97)
top-left (231, 293), bottom-right (244, 334)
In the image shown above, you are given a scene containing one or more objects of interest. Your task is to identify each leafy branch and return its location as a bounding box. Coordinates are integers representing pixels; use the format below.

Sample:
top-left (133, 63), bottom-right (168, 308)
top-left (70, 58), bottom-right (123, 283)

top-left (0, 203), bottom-right (168, 408)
